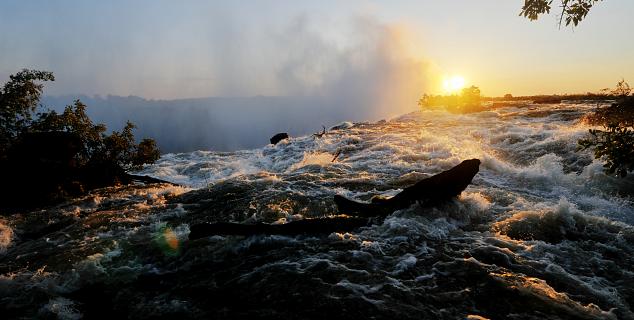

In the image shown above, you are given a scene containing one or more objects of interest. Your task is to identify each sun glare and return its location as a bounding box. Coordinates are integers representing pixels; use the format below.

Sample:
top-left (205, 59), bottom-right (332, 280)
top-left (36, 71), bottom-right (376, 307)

top-left (443, 75), bottom-right (466, 93)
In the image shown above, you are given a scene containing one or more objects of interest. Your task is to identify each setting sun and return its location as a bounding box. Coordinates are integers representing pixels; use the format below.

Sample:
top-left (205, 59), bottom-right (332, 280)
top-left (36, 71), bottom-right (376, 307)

top-left (443, 75), bottom-right (466, 93)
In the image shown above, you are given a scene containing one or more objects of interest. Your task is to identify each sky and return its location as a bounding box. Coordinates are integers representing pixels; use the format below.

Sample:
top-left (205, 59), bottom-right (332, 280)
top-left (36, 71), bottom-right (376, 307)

top-left (1, 0), bottom-right (633, 100)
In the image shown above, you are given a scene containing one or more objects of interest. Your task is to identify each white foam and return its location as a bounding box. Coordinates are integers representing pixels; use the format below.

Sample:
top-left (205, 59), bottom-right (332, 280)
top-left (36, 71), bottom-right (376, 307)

top-left (42, 297), bottom-right (82, 320)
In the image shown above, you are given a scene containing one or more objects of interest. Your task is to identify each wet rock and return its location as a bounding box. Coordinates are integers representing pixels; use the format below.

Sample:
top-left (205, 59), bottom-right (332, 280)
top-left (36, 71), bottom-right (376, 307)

top-left (270, 132), bottom-right (289, 145)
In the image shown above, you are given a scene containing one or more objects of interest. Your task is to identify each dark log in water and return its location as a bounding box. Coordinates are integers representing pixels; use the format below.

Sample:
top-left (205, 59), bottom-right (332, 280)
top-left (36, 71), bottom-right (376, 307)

top-left (189, 159), bottom-right (480, 238)
top-left (334, 159), bottom-right (480, 217)
top-left (189, 216), bottom-right (372, 240)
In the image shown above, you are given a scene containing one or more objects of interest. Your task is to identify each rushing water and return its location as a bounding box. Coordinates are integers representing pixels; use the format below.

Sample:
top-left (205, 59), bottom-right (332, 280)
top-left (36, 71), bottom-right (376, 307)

top-left (2, 102), bottom-right (634, 319)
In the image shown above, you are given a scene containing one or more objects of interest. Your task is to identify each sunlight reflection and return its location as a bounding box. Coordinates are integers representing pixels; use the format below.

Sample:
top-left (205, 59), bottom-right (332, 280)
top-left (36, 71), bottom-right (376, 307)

top-left (155, 224), bottom-right (180, 256)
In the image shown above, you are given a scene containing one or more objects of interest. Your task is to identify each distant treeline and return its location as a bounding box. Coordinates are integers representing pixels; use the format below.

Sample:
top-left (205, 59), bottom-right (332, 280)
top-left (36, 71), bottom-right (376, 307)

top-left (482, 92), bottom-right (615, 104)
top-left (419, 82), bottom-right (630, 113)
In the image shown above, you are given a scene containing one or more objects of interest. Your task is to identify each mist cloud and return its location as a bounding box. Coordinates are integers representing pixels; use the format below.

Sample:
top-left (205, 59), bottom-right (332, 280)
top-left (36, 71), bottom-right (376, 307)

top-left (269, 15), bottom-right (432, 119)
top-left (40, 15), bottom-right (433, 152)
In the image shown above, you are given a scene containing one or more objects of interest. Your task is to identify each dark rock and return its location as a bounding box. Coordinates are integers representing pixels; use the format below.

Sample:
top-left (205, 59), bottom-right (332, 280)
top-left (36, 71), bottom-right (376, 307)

top-left (270, 132), bottom-right (289, 145)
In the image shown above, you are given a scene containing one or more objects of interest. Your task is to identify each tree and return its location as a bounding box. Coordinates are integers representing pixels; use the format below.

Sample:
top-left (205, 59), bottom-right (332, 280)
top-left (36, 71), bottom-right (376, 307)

top-left (579, 80), bottom-right (634, 177)
top-left (418, 86), bottom-right (483, 113)
top-left (0, 69), bottom-right (54, 155)
top-left (520, 0), bottom-right (603, 27)
top-left (1, 69), bottom-right (160, 170)
top-left (0, 69), bottom-right (163, 209)
top-left (611, 79), bottom-right (631, 97)
top-left (460, 86), bottom-right (481, 105)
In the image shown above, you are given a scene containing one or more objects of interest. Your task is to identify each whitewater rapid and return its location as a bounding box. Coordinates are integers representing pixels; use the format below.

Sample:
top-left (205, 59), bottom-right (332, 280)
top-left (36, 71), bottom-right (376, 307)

top-left (2, 102), bottom-right (634, 319)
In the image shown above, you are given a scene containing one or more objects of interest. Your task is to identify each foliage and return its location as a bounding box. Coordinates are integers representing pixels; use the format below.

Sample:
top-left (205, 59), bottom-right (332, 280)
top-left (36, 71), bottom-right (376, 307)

top-left (1, 69), bottom-right (160, 170)
top-left (460, 86), bottom-right (481, 105)
top-left (0, 69), bottom-right (54, 154)
top-left (99, 121), bottom-right (161, 170)
top-left (578, 80), bottom-right (633, 177)
top-left (520, 0), bottom-right (603, 27)
top-left (611, 79), bottom-right (631, 97)
top-left (579, 125), bottom-right (634, 177)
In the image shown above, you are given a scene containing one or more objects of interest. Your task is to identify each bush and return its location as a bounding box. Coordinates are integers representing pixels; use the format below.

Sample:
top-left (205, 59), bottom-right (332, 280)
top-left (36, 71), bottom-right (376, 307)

top-left (1, 69), bottom-right (160, 171)
top-left (579, 81), bottom-right (634, 177)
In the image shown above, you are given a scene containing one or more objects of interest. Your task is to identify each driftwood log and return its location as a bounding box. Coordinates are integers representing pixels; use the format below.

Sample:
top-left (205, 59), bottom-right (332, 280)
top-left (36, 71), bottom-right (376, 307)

top-left (334, 159), bottom-right (480, 217)
top-left (188, 159), bottom-right (480, 239)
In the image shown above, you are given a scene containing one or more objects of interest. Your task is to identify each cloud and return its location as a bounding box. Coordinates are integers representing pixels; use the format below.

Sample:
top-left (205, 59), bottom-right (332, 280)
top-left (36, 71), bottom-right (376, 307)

top-left (269, 15), bottom-right (433, 119)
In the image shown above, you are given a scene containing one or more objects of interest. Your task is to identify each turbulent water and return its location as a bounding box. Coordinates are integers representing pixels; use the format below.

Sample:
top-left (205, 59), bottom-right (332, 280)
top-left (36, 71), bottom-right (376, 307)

top-left (2, 102), bottom-right (634, 319)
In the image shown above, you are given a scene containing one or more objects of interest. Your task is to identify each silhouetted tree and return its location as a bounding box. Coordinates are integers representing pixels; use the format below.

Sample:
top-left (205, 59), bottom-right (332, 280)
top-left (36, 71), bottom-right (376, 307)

top-left (0, 69), bottom-right (54, 156)
top-left (1, 69), bottom-right (160, 170)
top-left (611, 79), bottom-right (631, 97)
top-left (520, 0), bottom-right (603, 27)
top-left (460, 86), bottom-right (481, 105)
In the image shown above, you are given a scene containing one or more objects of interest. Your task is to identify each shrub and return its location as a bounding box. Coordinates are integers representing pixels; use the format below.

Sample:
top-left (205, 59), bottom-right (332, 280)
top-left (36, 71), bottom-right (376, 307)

top-left (579, 81), bottom-right (634, 177)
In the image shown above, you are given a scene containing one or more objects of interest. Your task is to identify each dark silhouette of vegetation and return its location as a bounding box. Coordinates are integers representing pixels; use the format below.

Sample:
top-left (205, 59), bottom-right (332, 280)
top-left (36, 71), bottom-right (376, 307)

top-left (30, 101), bottom-right (160, 170)
top-left (0, 70), bottom-right (55, 157)
top-left (520, 0), bottom-right (603, 27)
top-left (418, 86), bottom-right (484, 113)
top-left (0, 69), bottom-right (160, 210)
top-left (579, 80), bottom-right (633, 177)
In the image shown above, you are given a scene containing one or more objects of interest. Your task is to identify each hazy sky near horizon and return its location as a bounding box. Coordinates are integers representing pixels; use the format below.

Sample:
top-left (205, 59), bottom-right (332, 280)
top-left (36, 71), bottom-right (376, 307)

top-left (1, 0), bottom-right (633, 100)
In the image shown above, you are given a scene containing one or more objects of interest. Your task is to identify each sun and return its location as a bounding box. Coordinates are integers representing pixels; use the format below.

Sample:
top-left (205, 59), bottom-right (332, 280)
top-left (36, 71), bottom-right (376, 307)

top-left (443, 75), bottom-right (466, 93)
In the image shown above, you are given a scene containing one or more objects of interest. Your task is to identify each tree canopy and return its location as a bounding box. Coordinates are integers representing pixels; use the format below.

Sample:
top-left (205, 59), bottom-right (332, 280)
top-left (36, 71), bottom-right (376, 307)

top-left (0, 69), bottom-right (54, 154)
top-left (418, 85), bottom-right (484, 114)
top-left (0, 69), bottom-right (160, 170)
